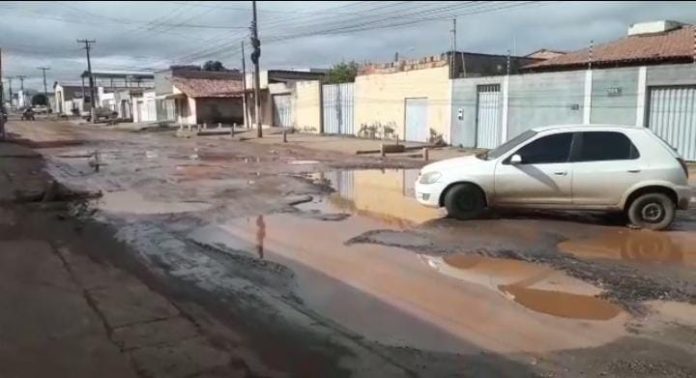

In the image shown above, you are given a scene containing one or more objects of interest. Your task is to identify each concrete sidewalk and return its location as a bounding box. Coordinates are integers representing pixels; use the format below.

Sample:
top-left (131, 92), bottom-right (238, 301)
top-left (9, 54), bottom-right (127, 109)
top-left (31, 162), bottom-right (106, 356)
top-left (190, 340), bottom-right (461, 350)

top-left (241, 129), bottom-right (477, 162)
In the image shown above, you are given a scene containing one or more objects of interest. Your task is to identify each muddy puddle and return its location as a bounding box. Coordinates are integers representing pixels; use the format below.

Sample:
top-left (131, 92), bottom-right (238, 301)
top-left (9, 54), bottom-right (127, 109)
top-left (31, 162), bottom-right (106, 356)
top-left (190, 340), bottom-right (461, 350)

top-left (558, 230), bottom-right (696, 267)
top-left (423, 254), bottom-right (622, 321)
top-left (307, 169), bottom-right (443, 225)
top-left (97, 190), bottom-right (212, 215)
top-left (189, 198), bottom-right (628, 354)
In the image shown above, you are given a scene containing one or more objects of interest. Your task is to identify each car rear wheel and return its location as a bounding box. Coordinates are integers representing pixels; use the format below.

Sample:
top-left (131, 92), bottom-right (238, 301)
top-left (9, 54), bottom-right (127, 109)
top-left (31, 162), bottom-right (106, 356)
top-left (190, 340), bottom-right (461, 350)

top-left (627, 193), bottom-right (675, 230)
top-left (443, 183), bottom-right (486, 220)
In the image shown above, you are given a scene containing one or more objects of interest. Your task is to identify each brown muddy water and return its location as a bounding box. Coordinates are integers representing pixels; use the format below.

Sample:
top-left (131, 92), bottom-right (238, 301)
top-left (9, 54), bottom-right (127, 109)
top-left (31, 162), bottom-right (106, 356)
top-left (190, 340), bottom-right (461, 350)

top-left (187, 169), bottom-right (631, 355)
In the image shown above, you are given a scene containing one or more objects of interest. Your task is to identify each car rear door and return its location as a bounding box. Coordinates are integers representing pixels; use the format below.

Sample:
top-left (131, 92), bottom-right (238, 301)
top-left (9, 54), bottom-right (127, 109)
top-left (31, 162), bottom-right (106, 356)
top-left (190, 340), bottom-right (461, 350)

top-left (494, 132), bottom-right (574, 206)
top-left (570, 131), bottom-right (642, 207)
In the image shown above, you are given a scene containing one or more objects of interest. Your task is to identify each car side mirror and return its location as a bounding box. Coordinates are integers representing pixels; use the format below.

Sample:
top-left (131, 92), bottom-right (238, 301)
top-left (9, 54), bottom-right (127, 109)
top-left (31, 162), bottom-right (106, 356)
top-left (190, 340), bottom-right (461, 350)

top-left (510, 154), bottom-right (522, 165)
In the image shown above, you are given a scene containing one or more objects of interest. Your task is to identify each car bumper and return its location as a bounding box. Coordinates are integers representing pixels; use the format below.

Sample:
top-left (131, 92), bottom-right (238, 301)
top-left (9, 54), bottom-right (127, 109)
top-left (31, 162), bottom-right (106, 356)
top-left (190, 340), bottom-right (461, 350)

top-left (675, 185), bottom-right (695, 210)
top-left (414, 181), bottom-right (446, 208)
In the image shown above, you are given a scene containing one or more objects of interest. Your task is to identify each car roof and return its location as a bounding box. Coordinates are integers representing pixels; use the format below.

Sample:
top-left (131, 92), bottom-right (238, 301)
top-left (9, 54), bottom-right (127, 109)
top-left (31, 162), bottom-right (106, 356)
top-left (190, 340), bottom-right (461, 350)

top-left (531, 124), bottom-right (648, 133)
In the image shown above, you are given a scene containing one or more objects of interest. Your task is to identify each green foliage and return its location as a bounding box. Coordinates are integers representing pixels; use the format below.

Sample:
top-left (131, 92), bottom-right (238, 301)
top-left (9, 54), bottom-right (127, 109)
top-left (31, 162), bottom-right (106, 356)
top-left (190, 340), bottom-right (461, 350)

top-left (202, 60), bottom-right (226, 71)
top-left (326, 61), bottom-right (359, 84)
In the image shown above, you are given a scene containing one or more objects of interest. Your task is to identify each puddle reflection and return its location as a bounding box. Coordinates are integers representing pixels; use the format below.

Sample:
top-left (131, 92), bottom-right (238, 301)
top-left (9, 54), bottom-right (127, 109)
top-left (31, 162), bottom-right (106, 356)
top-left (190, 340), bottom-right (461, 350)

top-left (314, 169), bottom-right (442, 225)
top-left (558, 230), bottom-right (696, 267)
top-left (423, 254), bottom-right (622, 321)
top-left (256, 215), bottom-right (266, 259)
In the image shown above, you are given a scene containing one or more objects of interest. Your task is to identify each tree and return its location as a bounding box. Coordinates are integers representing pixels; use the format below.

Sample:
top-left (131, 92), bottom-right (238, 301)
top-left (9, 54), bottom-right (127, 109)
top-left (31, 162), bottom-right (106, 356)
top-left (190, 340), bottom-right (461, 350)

top-left (32, 93), bottom-right (48, 106)
top-left (326, 61), bottom-right (359, 84)
top-left (202, 60), bottom-right (226, 71)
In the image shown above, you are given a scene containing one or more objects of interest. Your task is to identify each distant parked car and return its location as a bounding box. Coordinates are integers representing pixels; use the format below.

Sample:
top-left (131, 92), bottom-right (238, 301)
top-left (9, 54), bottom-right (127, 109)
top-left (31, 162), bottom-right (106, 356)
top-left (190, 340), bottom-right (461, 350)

top-left (415, 125), bottom-right (692, 230)
top-left (93, 107), bottom-right (118, 121)
top-left (32, 105), bottom-right (49, 114)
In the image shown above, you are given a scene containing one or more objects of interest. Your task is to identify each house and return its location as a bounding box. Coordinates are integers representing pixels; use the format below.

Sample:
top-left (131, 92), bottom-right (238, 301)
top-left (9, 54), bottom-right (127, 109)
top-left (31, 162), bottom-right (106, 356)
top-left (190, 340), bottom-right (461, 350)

top-left (449, 20), bottom-right (696, 161)
top-left (54, 82), bottom-right (88, 115)
top-left (352, 52), bottom-right (538, 143)
top-left (155, 67), bottom-right (245, 126)
top-left (243, 69), bottom-right (327, 129)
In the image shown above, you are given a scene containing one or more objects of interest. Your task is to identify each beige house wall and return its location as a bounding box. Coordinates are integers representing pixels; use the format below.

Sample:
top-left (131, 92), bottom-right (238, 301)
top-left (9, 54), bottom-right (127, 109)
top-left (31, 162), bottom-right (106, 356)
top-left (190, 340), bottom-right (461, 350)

top-left (354, 65), bottom-right (451, 142)
top-left (294, 81), bottom-right (321, 133)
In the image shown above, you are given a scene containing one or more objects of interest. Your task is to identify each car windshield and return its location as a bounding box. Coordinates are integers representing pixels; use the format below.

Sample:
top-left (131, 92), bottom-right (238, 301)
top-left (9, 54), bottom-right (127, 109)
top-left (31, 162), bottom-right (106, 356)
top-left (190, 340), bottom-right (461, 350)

top-left (478, 130), bottom-right (538, 160)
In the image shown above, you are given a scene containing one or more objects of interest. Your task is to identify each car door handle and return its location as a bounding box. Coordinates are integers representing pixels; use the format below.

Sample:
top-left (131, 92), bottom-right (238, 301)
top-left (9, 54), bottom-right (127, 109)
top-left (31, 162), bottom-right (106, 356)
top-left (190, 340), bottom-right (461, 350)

top-left (553, 171), bottom-right (568, 176)
top-left (627, 169), bottom-right (641, 173)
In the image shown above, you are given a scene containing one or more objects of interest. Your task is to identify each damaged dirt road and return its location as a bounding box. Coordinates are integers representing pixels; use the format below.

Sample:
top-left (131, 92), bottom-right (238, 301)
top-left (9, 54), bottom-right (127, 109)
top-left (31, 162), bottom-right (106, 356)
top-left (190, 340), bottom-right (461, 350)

top-left (2, 118), bottom-right (696, 377)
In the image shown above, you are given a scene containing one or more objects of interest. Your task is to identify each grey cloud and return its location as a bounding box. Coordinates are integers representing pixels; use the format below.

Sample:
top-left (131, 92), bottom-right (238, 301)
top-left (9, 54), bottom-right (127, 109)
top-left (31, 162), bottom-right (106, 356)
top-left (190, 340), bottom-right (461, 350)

top-left (1, 1), bottom-right (696, 92)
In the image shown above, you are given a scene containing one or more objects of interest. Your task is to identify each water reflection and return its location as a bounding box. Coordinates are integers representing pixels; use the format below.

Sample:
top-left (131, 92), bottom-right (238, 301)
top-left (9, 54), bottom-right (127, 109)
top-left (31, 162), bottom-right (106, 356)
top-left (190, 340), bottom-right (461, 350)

top-left (423, 254), bottom-right (622, 321)
top-left (256, 215), bottom-right (266, 259)
top-left (558, 230), bottom-right (696, 266)
top-left (314, 169), bottom-right (442, 225)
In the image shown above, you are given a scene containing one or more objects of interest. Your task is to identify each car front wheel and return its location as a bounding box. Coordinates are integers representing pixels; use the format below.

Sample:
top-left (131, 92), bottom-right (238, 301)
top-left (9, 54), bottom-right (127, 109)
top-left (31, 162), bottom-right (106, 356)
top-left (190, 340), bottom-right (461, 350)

top-left (443, 183), bottom-right (486, 220)
top-left (627, 193), bottom-right (675, 230)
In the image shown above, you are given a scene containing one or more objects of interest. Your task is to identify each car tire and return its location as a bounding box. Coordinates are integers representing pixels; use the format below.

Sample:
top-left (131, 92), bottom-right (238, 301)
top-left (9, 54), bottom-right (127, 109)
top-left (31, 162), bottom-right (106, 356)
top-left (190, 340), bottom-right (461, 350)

top-left (627, 193), bottom-right (675, 231)
top-left (444, 183), bottom-right (486, 220)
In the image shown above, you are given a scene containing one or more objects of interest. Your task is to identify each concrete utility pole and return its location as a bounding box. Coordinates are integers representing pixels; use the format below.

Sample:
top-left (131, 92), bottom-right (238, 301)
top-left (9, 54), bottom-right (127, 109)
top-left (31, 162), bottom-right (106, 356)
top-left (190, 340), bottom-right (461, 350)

top-left (17, 75), bottom-right (25, 108)
top-left (0, 48), bottom-right (5, 141)
top-left (37, 67), bottom-right (50, 109)
top-left (241, 41), bottom-right (249, 129)
top-left (77, 39), bottom-right (96, 122)
top-left (7, 77), bottom-right (12, 110)
top-left (450, 18), bottom-right (457, 78)
top-left (250, 0), bottom-right (262, 138)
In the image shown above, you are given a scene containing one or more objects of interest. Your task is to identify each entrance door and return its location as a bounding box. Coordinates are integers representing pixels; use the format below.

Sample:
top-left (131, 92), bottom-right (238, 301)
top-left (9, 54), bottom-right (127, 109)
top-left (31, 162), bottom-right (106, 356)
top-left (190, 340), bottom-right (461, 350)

top-left (647, 86), bottom-right (696, 161)
top-left (405, 98), bottom-right (428, 142)
top-left (272, 94), bottom-right (293, 127)
top-left (476, 84), bottom-right (501, 149)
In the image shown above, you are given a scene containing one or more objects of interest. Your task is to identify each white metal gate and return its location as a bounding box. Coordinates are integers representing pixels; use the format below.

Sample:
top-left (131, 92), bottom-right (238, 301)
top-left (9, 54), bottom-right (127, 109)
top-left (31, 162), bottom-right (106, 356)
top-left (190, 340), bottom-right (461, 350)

top-left (405, 98), bottom-right (428, 142)
top-left (648, 86), bottom-right (696, 161)
top-left (272, 94), bottom-right (293, 128)
top-left (322, 83), bottom-right (355, 135)
top-left (476, 84), bottom-right (501, 149)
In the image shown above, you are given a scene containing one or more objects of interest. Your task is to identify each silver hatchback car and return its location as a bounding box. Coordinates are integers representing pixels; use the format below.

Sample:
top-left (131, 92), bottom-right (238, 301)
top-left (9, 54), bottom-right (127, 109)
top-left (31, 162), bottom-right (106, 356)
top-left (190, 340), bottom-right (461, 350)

top-left (415, 125), bottom-right (693, 230)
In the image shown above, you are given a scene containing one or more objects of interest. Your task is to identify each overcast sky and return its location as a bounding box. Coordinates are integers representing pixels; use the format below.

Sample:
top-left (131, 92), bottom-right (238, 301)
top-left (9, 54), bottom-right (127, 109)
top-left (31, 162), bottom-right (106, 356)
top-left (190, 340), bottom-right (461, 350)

top-left (1, 1), bottom-right (695, 91)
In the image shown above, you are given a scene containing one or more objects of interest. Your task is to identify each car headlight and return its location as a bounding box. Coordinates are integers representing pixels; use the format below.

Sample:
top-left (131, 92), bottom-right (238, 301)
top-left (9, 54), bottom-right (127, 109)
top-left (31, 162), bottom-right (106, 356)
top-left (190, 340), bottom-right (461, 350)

top-left (419, 171), bottom-right (441, 184)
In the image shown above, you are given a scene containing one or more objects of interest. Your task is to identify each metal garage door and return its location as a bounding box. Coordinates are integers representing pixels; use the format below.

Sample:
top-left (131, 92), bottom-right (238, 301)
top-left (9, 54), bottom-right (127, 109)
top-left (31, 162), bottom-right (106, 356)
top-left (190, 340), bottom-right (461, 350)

top-left (476, 84), bottom-right (501, 149)
top-left (272, 94), bottom-right (293, 128)
top-left (322, 83), bottom-right (354, 135)
top-left (648, 86), bottom-right (696, 161)
top-left (405, 98), bottom-right (428, 142)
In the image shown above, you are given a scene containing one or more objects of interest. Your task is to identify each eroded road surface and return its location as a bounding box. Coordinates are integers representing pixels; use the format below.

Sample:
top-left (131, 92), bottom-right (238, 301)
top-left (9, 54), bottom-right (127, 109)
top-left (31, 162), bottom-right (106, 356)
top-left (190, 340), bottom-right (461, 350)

top-left (4, 119), bottom-right (696, 377)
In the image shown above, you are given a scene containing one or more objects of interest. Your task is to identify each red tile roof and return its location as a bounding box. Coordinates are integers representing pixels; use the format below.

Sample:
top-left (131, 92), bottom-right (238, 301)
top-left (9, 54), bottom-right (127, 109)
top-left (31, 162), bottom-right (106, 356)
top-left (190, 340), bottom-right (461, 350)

top-left (523, 25), bottom-right (696, 71)
top-left (170, 76), bottom-right (244, 98)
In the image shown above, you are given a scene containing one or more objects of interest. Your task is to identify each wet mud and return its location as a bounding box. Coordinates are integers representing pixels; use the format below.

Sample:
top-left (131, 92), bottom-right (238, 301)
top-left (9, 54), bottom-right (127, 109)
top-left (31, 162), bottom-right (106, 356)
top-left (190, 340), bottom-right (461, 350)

top-left (7, 120), bottom-right (696, 377)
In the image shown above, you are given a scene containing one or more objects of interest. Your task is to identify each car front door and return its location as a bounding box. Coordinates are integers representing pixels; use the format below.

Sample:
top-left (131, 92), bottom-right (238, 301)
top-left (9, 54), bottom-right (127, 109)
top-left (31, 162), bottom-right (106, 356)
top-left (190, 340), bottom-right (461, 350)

top-left (493, 132), bottom-right (574, 206)
top-left (570, 131), bottom-right (642, 207)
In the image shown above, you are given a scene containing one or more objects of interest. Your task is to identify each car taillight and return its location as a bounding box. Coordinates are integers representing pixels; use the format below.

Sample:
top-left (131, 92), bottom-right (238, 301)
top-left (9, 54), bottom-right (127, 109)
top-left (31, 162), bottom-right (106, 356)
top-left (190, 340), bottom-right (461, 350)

top-left (677, 158), bottom-right (689, 178)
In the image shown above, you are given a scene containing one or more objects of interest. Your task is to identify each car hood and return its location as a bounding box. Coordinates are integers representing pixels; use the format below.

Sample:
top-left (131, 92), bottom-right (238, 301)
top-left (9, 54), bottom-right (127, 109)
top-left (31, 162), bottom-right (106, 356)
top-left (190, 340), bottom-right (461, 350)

top-left (421, 155), bottom-right (490, 173)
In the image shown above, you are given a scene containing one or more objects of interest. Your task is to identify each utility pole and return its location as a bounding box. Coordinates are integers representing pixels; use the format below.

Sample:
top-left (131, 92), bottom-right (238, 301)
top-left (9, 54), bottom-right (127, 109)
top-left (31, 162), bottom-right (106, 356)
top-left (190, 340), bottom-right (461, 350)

top-left (241, 41), bottom-right (249, 129)
top-left (77, 39), bottom-right (96, 122)
top-left (37, 67), bottom-right (50, 109)
top-left (17, 75), bottom-right (25, 108)
top-left (250, 0), bottom-right (262, 138)
top-left (0, 48), bottom-right (5, 141)
top-left (450, 18), bottom-right (457, 78)
top-left (7, 77), bottom-right (12, 110)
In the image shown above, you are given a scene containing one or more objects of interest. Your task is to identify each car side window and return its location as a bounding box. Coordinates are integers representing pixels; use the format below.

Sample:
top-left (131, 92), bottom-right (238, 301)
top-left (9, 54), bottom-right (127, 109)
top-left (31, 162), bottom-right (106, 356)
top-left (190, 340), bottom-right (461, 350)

top-left (512, 133), bottom-right (573, 164)
top-left (575, 132), bottom-right (640, 162)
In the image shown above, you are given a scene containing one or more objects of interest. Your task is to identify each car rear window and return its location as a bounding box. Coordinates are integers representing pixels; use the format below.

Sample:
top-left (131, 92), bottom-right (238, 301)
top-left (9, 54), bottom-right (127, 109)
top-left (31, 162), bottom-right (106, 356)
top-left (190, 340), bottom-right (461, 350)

top-left (575, 132), bottom-right (639, 162)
